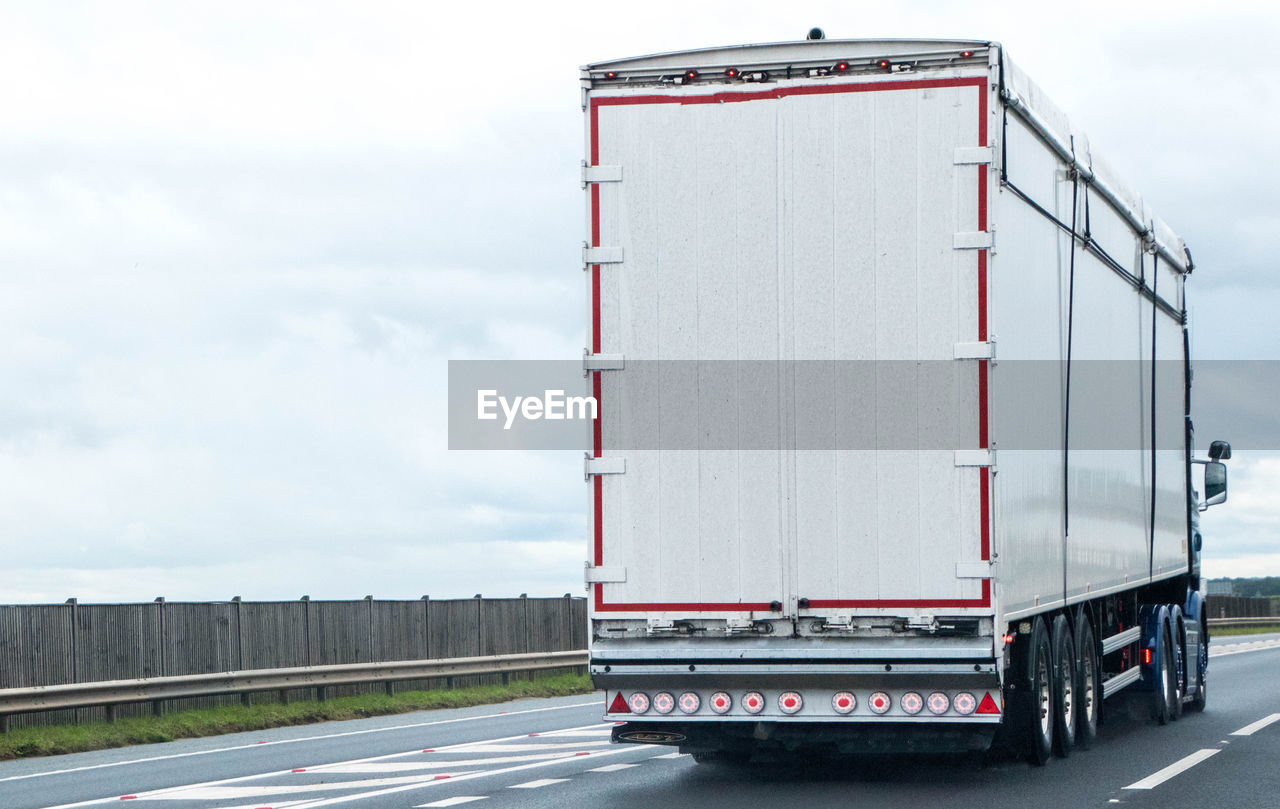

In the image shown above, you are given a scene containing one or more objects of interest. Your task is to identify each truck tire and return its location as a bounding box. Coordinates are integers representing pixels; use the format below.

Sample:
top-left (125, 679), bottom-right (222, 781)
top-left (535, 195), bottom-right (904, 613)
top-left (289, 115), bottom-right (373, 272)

top-left (1025, 618), bottom-right (1054, 766)
top-left (1188, 618), bottom-right (1208, 712)
top-left (1167, 616), bottom-right (1183, 722)
top-left (1075, 619), bottom-right (1099, 750)
top-left (1051, 615), bottom-right (1076, 757)
top-left (1152, 620), bottom-right (1172, 725)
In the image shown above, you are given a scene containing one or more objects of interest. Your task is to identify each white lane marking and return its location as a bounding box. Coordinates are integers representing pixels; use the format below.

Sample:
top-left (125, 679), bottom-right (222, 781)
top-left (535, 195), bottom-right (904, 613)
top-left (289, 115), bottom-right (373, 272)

top-left (416, 799), bottom-right (488, 808)
top-left (1231, 713), bottom-right (1280, 736)
top-left (29, 723), bottom-right (613, 809)
top-left (588, 763), bottom-right (637, 772)
top-left (531, 729), bottom-right (613, 737)
top-left (271, 747), bottom-right (642, 808)
top-left (1210, 638), bottom-right (1280, 658)
top-left (459, 741), bottom-right (610, 753)
top-left (653, 753), bottom-right (688, 759)
top-left (201, 803), bottom-right (312, 809)
top-left (509, 778), bottom-right (569, 789)
top-left (0, 700), bottom-right (600, 784)
top-left (137, 774), bottom-right (484, 800)
top-left (1124, 749), bottom-right (1220, 790)
top-left (320, 752), bottom-right (594, 773)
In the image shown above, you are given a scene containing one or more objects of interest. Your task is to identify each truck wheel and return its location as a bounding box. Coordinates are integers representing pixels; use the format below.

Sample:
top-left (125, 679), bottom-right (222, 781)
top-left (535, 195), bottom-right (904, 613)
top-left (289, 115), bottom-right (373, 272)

top-left (1024, 618), bottom-right (1054, 766)
top-left (1152, 620), bottom-right (1172, 725)
top-left (1075, 619), bottom-right (1099, 750)
top-left (1051, 615), bottom-right (1076, 757)
top-left (1166, 619), bottom-right (1183, 722)
top-left (1188, 618), bottom-right (1208, 712)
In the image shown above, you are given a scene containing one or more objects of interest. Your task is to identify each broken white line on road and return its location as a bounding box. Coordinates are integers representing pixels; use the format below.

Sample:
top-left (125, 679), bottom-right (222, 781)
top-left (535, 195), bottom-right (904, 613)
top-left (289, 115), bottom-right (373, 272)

top-left (509, 778), bottom-right (569, 789)
top-left (1231, 713), bottom-right (1280, 736)
top-left (416, 798), bottom-right (488, 807)
top-left (1124, 749), bottom-right (1219, 790)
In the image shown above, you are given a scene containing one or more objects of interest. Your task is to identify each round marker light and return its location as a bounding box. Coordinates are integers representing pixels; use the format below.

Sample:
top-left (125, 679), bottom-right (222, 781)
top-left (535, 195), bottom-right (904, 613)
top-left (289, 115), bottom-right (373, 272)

top-left (960, 50), bottom-right (974, 59)
top-left (833, 60), bottom-right (849, 72)
top-left (901, 692), bottom-right (924, 715)
top-left (741, 691), bottom-right (765, 714)
top-left (832, 691), bottom-right (857, 714)
top-left (604, 71), bottom-right (617, 79)
top-left (778, 691), bottom-right (804, 715)
top-left (724, 67), bottom-right (739, 79)
top-left (927, 692), bottom-right (950, 715)
top-left (710, 692), bottom-right (732, 714)
top-left (953, 692), bottom-right (977, 716)
top-left (652, 692), bottom-right (675, 715)
top-left (877, 58), bottom-right (891, 70)
top-left (684, 70), bottom-right (699, 81)
top-left (678, 691), bottom-right (701, 714)
top-left (628, 692), bottom-right (650, 714)
top-left (868, 691), bottom-right (892, 714)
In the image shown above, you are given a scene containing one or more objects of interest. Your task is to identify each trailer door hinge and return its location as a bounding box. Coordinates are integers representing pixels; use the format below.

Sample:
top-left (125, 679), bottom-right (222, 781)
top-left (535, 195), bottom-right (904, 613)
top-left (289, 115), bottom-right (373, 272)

top-left (584, 455), bottom-right (625, 480)
top-left (954, 231), bottom-right (993, 250)
top-left (581, 162), bottom-right (622, 187)
top-left (954, 341), bottom-right (995, 360)
top-left (583, 350), bottom-right (625, 373)
top-left (956, 561), bottom-right (995, 579)
top-left (954, 449), bottom-right (995, 467)
top-left (584, 563), bottom-right (627, 584)
top-left (954, 146), bottom-right (994, 165)
top-left (583, 245), bottom-right (624, 266)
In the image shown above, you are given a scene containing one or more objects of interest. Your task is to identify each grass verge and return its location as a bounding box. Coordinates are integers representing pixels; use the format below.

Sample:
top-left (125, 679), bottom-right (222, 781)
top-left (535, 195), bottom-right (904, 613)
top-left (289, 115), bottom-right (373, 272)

top-left (1212, 623), bottom-right (1280, 637)
top-left (0, 673), bottom-right (594, 761)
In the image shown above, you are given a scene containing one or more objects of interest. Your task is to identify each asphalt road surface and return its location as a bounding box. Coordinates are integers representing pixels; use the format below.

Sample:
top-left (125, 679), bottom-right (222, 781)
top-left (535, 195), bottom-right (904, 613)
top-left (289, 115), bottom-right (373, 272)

top-left (3, 633), bottom-right (1278, 809)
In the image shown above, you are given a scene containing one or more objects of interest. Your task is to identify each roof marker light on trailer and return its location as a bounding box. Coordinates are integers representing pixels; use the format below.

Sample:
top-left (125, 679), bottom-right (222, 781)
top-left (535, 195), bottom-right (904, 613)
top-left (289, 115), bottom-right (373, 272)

top-left (927, 692), bottom-right (950, 715)
top-left (832, 692), bottom-right (857, 714)
top-left (652, 692), bottom-right (675, 715)
top-left (627, 692), bottom-right (650, 714)
top-left (960, 50), bottom-right (974, 58)
top-left (710, 692), bottom-right (732, 714)
top-left (604, 71), bottom-right (617, 79)
top-left (976, 692), bottom-right (1002, 715)
top-left (778, 692), bottom-right (804, 715)
top-left (608, 692), bottom-right (630, 713)
top-left (900, 692), bottom-right (924, 715)
top-left (741, 691), bottom-right (765, 714)
top-left (678, 692), bottom-right (701, 714)
top-left (953, 692), bottom-right (977, 715)
top-left (868, 692), bottom-right (891, 714)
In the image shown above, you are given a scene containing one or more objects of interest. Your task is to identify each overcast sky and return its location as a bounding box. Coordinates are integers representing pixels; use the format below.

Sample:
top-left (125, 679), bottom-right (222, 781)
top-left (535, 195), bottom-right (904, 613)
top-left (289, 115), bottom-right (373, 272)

top-left (0, 1), bottom-right (1276, 603)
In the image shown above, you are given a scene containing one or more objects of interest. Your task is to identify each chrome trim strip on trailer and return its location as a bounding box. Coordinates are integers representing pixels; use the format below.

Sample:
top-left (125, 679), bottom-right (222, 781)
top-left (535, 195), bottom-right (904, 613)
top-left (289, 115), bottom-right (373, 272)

top-left (1101, 665), bottom-right (1142, 699)
top-left (1101, 626), bottom-right (1142, 656)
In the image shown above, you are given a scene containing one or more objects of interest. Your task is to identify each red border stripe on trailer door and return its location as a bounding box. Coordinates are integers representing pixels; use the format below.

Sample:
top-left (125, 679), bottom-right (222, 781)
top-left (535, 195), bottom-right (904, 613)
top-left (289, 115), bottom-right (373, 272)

top-left (590, 76), bottom-right (991, 612)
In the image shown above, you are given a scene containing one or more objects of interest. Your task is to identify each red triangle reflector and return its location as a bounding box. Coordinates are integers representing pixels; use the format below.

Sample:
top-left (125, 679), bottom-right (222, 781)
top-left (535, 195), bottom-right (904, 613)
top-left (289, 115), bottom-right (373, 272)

top-left (976, 692), bottom-right (1001, 715)
top-left (608, 692), bottom-right (631, 714)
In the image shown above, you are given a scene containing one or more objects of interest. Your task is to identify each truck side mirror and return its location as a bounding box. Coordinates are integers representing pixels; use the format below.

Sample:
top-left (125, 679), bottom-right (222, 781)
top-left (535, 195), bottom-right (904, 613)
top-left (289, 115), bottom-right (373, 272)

top-left (1209, 440), bottom-right (1232, 460)
top-left (1204, 461), bottom-right (1228, 506)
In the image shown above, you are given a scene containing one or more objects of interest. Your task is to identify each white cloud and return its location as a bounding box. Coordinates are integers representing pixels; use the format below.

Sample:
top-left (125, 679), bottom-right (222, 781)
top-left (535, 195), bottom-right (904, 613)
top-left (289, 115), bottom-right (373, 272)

top-left (0, 1), bottom-right (1276, 602)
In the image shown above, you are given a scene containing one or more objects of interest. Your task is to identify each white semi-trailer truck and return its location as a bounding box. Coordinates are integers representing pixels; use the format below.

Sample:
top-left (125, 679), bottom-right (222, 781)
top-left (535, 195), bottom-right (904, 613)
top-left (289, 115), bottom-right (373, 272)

top-left (578, 35), bottom-right (1231, 764)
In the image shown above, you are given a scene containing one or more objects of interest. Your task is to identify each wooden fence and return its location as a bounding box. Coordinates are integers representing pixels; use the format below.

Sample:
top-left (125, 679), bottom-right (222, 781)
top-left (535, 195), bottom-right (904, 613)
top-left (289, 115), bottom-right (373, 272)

top-left (0, 595), bottom-right (586, 729)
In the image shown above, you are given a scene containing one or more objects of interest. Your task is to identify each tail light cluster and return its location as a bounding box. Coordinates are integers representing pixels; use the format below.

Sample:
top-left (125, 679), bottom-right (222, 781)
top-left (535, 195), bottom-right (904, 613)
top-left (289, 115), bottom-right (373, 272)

top-left (611, 689), bottom-right (1000, 717)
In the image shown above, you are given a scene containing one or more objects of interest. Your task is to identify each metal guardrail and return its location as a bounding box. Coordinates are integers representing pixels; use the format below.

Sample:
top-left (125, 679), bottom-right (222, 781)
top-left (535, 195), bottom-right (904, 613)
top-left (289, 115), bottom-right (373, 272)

top-left (1207, 617), bottom-right (1280, 628)
top-left (0, 650), bottom-right (588, 716)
